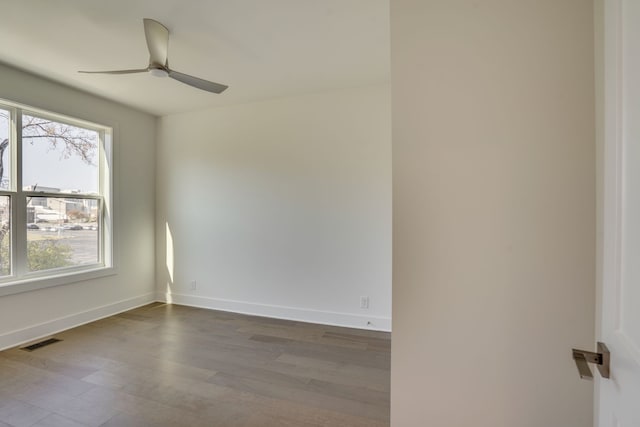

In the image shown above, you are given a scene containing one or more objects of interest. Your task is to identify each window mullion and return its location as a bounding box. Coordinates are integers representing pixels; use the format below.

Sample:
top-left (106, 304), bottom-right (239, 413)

top-left (13, 109), bottom-right (27, 277)
top-left (7, 107), bottom-right (18, 278)
top-left (100, 131), bottom-right (109, 267)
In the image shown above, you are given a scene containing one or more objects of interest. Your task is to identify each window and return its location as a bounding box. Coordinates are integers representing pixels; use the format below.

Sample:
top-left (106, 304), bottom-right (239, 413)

top-left (0, 100), bottom-right (112, 289)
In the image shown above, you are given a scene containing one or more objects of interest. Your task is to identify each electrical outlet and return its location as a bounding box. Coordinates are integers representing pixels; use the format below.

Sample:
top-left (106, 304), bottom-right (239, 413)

top-left (189, 280), bottom-right (197, 291)
top-left (360, 296), bottom-right (370, 309)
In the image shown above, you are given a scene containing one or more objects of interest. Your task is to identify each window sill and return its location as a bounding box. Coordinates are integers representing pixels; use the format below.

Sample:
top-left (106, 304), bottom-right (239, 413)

top-left (0, 266), bottom-right (117, 297)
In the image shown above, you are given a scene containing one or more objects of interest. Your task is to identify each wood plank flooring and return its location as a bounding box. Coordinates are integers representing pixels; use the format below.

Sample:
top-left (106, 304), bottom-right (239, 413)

top-left (0, 303), bottom-right (390, 426)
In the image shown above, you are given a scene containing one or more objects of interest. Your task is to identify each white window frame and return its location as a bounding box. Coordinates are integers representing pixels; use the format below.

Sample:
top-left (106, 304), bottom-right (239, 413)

top-left (0, 99), bottom-right (114, 296)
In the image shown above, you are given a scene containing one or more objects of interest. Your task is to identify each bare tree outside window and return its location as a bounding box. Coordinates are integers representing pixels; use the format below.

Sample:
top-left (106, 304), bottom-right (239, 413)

top-left (0, 112), bottom-right (98, 187)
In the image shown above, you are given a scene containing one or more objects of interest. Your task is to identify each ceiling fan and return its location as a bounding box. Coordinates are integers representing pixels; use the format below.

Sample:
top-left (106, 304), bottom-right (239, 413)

top-left (79, 18), bottom-right (228, 94)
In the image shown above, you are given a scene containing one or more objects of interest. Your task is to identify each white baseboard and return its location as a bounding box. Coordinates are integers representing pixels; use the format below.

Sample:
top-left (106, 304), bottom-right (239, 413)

top-left (0, 292), bottom-right (156, 351)
top-left (156, 292), bottom-right (392, 332)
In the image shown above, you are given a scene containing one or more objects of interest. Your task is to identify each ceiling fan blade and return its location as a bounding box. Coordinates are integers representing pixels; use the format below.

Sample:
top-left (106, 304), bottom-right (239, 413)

top-left (78, 68), bottom-right (149, 75)
top-left (143, 18), bottom-right (169, 66)
top-left (168, 70), bottom-right (229, 94)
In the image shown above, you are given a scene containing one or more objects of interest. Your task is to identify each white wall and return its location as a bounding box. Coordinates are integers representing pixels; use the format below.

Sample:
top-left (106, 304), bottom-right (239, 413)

top-left (391, 1), bottom-right (595, 426)
top-left (156, 85), bottom-right (391, 330)
top-left (0, 64), bottom-right (157, 349)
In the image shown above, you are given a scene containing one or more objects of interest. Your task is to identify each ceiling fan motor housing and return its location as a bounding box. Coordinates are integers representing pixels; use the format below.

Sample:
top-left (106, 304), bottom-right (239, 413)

top-left (149, 66), bottom-right (169, 78)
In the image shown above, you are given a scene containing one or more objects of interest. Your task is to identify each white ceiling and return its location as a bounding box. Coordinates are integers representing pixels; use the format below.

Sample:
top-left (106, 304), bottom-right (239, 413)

top-left (0, 0), bottom-right (390, 116)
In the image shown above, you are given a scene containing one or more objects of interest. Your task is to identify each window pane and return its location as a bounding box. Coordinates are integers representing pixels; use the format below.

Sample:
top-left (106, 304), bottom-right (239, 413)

top-left (0, 108), bottom-right (11, 190)
top-left (0, 196), bottom-right (10, 276)
top-left (27, 197), bottom-right (99, 272)
top-left (22, 114), bottom-right (99, 194)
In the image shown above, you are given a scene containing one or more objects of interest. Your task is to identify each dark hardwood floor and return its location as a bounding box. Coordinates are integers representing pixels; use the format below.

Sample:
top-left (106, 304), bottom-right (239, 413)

top-left (0, 303), bottom-right (391, 426)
